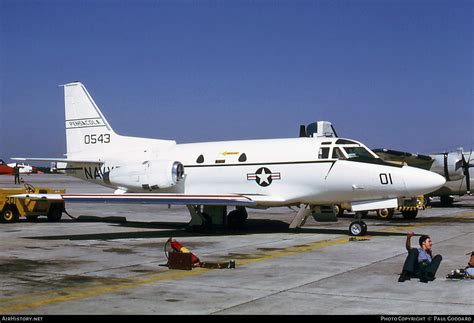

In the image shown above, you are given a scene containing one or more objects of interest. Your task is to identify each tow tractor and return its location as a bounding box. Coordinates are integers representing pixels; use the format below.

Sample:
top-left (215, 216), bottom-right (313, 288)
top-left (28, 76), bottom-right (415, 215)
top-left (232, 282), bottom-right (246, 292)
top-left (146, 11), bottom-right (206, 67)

top-left (0, 184), bottom-right (65, 223)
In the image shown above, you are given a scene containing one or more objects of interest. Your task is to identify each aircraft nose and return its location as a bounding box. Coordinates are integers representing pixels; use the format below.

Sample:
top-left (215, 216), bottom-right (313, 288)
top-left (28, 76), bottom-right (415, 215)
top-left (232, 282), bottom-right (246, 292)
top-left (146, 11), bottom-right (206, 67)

top-left (402, 166), bottom-right (446, 196)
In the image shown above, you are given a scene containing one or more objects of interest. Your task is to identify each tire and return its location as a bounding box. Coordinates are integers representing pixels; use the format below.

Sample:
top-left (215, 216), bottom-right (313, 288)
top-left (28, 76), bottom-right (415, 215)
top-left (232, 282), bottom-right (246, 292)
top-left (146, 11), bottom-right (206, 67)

top-left (227, 209), bottom-right (247, 229)
top-left (401, 210), bottom-right (418, 219)
top-left (47, 204), bottom-right (63, 222)
top-left (376, 208), bottom-right (394, 220)
top-left (1, 205), bottom-right (19, 223)
top-left (349, 221), bottom-right (367, 236)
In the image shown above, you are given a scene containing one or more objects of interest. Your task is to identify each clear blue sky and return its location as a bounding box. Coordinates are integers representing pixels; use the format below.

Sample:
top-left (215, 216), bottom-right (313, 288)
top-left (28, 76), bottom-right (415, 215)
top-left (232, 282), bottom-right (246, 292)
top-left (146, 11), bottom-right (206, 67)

top-left (1, 0), bottom-right (472, 164)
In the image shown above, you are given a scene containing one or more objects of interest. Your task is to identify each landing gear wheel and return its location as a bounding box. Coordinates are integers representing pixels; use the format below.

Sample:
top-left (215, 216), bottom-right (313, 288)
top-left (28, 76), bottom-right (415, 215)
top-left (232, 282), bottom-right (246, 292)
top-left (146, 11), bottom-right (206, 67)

top-left (47, 204), bottom-right (63, 222)
top-left (1, 205), bottom-right (19, 223)
top-left (376, 208), bottom-right (394, 220)
top-left (349, 221), bottom-right (367, 236)
top-left (227, 208), bottom-right (248, 229)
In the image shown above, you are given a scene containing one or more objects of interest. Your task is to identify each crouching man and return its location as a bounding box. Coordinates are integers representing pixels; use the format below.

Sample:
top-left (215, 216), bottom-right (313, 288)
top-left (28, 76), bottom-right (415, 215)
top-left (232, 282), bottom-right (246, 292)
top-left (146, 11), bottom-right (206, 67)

top-left (398, 232), bottom-right (442, 283)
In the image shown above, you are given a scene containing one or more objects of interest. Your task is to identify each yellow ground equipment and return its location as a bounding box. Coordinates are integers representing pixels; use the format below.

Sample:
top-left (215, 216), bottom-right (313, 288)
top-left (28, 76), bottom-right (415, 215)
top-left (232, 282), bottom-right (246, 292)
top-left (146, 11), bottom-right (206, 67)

top-left (395, 195), bottom-right (426, 219)
top-left (373, 196), bottom-right (425, 220)
top-left (0, 184), bottom-right (65, 223)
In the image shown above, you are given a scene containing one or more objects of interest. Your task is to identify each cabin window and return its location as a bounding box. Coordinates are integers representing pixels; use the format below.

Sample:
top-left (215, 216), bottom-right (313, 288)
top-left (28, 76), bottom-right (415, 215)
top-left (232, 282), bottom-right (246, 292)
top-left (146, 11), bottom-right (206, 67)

top-left (318, 147), bottom-right (330, 159)
top-left (239, 153), bottom-right (247, 162)
top-left (196, 155), bottom-right (204, 164)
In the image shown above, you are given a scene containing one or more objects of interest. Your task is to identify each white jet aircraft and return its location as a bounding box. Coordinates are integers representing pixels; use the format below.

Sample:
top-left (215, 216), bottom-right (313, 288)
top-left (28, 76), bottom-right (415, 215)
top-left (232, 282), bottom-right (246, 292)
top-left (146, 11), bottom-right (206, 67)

top-left (14, 82), bottom-right (446, 236)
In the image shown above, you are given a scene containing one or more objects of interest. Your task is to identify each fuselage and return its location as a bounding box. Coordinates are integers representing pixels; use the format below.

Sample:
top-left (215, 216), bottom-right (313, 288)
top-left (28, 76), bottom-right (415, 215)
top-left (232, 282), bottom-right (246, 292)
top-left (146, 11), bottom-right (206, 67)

top-left (64, 136), bottom-right (446, 207)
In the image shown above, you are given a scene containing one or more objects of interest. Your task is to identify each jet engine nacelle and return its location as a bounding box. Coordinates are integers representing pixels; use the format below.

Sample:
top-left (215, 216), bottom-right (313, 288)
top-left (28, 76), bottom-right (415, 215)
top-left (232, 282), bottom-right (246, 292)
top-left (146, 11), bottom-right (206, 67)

top-left (430, 150), bottom-right (464, 181)
top-left (104, 160), bottom-right (184, 190)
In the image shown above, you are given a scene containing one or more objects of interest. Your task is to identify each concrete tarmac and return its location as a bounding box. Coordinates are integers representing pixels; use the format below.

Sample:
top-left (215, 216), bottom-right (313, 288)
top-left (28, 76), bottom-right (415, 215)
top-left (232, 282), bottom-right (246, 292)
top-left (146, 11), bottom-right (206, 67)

top-left (0, 174), bottom-right (473, 315)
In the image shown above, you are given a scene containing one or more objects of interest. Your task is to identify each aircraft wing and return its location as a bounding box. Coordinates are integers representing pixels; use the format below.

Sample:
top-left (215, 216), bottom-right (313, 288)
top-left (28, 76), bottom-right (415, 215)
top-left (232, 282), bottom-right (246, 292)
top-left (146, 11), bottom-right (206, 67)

top-left (11, 157), bottom-right (103, 164)
top-left (12, 193), bottom-right (258, 207)
top-left (372, 148), bottom-right (434, 170)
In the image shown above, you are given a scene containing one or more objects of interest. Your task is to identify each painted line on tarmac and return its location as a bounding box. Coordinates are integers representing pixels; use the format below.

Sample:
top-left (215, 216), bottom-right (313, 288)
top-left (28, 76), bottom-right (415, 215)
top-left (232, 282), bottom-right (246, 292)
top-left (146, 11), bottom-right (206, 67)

top-left (0, 269), bottom-right (210, 313)
top-left (0, 237), bottom-right (350, 313)
top-left (1, 210), bottom-right (473, 313)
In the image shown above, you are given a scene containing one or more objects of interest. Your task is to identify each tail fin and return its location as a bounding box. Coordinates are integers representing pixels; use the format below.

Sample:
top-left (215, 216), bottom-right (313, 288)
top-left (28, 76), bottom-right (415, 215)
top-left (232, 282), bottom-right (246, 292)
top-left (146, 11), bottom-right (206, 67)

top-left (64, 82), bottom-right (118, 158)
top-left (63, 82), bottom-right (175, 159)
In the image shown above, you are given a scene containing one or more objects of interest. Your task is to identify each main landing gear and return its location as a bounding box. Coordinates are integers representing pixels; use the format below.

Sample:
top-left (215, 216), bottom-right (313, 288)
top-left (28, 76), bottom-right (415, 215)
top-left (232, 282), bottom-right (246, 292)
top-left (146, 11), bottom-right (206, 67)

top-left (349, 212), bottom-right (368, 236)
top-left (187, 204), bottom-right (369, 236)
top-left (186, 205), bottom-right (248, 231)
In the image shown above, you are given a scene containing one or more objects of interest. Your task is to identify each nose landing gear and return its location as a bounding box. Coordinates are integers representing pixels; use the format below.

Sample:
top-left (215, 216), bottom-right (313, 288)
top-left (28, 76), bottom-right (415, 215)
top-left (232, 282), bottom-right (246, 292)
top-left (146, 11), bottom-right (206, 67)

top-left (349, 211), bottom-right (367, 236)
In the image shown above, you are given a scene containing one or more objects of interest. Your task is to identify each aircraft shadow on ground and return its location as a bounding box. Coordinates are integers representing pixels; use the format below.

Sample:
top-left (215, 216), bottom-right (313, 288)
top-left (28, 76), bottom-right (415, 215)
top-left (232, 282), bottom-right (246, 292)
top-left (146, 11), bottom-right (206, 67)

top-left (363, 216), bottom-right (474, 227)
top-left (24, 218), bottom-right (414, 241)
top-left (427, 202), bottom-right (474, 209)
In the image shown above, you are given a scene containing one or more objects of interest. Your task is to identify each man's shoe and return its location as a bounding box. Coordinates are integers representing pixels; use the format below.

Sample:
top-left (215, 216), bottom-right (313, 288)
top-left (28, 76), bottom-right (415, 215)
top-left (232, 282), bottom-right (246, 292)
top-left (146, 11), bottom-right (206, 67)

top-left (398, 272), bottom-right (408, 282)
top-left (420, 276), bottom-right (429, 283)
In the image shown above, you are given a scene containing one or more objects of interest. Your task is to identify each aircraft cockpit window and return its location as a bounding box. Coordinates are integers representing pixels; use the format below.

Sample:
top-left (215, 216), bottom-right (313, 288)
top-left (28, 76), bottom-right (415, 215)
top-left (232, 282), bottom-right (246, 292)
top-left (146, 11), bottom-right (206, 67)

top-left (238, 153), bottom-right (247, 162)
top-left (343, 147), bottom-right (376, 159)
top-left (321, 142), bottom-right (332, 145)
top-left (332, 147), bottom-right (346, 160)
top-left (196, 155), bottom-right (204, 164)
top-left (336, 139), bottom-right (357, 145)
top-left (318, 147), bottom-right (330, 159)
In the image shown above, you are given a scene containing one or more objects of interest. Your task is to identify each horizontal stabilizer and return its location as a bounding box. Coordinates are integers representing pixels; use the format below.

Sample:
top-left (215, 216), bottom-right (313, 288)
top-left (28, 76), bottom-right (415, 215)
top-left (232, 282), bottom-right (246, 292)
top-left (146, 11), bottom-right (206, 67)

top-left (11, 157), bottom-right (103, 164)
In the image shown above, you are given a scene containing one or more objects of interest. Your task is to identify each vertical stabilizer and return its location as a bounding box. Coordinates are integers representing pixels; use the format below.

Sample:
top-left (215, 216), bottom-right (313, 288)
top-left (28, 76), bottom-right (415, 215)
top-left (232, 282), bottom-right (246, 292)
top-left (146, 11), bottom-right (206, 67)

top-left (63, 82), bottom-right (176, 160)
top-left (64, 82), bottom-right (117, 158)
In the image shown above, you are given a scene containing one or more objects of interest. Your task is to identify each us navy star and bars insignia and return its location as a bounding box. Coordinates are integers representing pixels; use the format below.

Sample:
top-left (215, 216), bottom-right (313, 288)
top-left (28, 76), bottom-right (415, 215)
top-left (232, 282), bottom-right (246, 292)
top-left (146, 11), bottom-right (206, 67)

top-left (247, 167), bottom-right (281, 187)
